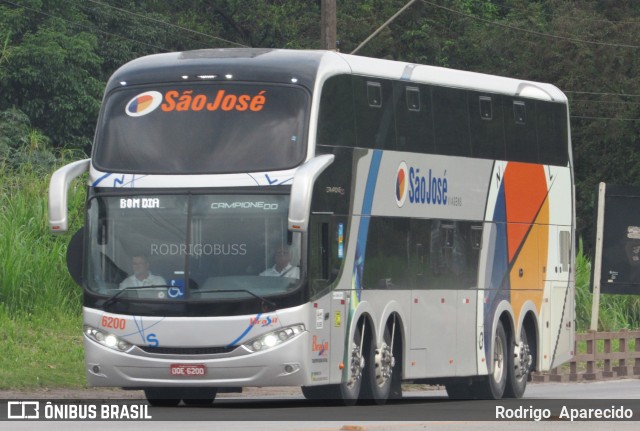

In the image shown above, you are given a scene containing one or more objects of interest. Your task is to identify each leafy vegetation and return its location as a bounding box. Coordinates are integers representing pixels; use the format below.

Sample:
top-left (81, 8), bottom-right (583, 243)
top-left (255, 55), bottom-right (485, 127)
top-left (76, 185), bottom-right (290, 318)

top-left (575, 241), bottom-right (640, 331)
top-left (0, 160), bottom-right (84, 317)
top-left (0, 157), bottom-right (86, 389)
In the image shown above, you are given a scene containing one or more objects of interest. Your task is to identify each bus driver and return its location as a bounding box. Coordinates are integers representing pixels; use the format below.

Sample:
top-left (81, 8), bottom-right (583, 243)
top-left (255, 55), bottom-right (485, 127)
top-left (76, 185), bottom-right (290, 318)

top-left (120, 254), bottom-right (166, 289)
top-left (260, 246), bottom-right (300, 278)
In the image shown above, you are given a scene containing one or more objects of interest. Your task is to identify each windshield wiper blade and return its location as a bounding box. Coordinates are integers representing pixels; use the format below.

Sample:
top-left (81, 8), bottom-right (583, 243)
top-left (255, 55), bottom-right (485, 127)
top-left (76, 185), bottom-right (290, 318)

top-left (103, 284), bottom-right (171, 309)
top-left (194, 289), bottom-right (276, 308)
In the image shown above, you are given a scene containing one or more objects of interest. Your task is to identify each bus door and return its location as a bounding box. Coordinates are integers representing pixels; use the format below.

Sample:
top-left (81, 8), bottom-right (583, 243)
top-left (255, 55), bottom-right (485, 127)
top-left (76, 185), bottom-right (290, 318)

top-left (541, 225), bottom-right (573, 369)
top-left (308, 215), bottom-right (346, 384)
top-left (549, 226), bottom-right (574, 368)
top-left (455, 223), bottom-right (483, 377)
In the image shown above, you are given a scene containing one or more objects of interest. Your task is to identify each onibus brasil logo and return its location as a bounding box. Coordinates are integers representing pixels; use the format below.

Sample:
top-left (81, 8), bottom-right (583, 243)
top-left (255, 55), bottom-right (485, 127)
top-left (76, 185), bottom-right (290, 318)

top-left (395, 161), bottom-right (448, 207)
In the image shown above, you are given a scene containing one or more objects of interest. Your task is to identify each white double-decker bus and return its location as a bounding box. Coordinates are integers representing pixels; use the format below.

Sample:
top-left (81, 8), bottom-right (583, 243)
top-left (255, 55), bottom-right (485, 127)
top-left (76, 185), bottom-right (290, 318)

top-left (49, 48), bottom-right (575, 406)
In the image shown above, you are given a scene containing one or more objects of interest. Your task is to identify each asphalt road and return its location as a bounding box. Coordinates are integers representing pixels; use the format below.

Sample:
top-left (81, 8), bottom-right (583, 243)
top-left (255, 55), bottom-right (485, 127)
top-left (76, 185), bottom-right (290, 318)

top-left (3, 379), bottom-right (640, 430)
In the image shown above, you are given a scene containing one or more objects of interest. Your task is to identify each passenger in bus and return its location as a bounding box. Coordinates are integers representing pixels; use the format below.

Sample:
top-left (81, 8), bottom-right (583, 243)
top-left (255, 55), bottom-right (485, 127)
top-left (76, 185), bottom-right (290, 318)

top-left (119, 254), bottom-right (167, 288)
top-left (260, 246), bottom-right (300, 278)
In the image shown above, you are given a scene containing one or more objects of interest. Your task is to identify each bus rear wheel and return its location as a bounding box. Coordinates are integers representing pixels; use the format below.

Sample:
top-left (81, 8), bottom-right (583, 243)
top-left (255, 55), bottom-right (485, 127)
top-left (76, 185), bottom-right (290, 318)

top-left (474, 321), bottom-right (507, 399)
top-left (445, 382), bottom-right (474, 399)
top-left (367, 325), bottom-right (396, 405)
top-left (504, 327), bottom-right (532, 398)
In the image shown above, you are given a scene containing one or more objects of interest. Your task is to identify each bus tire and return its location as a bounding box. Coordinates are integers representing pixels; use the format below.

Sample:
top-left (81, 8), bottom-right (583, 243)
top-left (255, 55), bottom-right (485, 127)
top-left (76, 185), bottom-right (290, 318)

top-left (445, 382), bottom-right (474, 399)
top-left (367, 325), bottom-right (395, 405)
top-left (389, 326), bottom-right (403, 400)
top-left (504, 326), bottom-right (531, 399)
top-left (144, 388), bottom-right (181, 407)
top-left (339, 322), bottom-right (366, 406)
top-left (181, 387), bottom-right (218, 406)
top-left (474, 321), bottom-right (507, 400)
top-left (301, 384), bottom-right (340, 401)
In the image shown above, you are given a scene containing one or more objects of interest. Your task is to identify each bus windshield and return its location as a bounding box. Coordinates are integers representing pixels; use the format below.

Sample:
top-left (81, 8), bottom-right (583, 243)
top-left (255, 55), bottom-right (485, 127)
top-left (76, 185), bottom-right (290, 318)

top-left (93, 83), bottom-right (309, 174)
top-left (85, 193), bottom-right (302, 304)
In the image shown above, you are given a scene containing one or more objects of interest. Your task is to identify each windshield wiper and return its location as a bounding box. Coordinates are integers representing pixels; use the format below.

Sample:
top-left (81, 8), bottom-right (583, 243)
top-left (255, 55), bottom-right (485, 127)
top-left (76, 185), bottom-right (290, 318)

top-left (103, 284), bottom-right (171, 309)
top-left (193, 289), bottom-right (276, 308)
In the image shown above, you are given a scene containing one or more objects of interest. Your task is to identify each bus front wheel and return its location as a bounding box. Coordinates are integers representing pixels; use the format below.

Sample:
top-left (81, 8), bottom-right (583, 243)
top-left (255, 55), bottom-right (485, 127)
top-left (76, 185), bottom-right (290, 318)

top-left (144, 388), bottom-right (181, 407)
top-left (339, 322), bottom-right (366, 406)
top-left (301, 384), bottom-right (340, 401)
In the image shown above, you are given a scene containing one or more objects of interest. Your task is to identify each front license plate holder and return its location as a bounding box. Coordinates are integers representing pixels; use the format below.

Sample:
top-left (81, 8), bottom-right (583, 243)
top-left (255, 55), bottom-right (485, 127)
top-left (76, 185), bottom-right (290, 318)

top-left (170, 364), bottom-right (207, 377)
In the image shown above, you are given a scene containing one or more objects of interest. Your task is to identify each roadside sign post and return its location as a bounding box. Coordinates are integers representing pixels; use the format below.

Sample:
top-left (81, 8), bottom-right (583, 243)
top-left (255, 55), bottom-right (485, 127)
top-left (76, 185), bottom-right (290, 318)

top-left (591, 182), bottom-right (606, 331)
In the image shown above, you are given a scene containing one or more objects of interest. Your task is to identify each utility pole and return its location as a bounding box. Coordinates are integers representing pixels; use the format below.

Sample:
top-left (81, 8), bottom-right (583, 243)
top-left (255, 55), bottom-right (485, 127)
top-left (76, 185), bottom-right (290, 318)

top-left (351, 0), bottom-right (419, 55)
top-left (321, 0), bottom-right (337, 50)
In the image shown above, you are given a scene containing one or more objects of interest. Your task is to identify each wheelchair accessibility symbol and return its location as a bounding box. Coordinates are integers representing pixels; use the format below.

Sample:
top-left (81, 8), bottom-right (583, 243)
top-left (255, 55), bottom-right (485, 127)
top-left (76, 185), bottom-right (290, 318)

top-left (168, 278), bottom-right (185, 299)
top-left (167, 286), bottom-right (184, 298)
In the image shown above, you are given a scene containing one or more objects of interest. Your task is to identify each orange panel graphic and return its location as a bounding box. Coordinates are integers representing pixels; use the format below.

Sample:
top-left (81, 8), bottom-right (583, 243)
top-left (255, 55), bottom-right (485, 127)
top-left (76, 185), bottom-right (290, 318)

top-left (510, 223), bottom-right (546, 324)
top-left (503, 163), bottom-right (550, 327)
top-left (504, 163), bottom-right (548, 263)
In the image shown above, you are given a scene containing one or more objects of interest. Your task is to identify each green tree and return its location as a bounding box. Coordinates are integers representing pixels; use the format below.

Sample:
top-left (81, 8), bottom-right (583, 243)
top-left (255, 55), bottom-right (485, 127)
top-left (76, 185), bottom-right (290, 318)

top-left (206, 0), bottom-right (320, 49)
top-left (0, 2), bottom-right (103, 148)
top-left (0, 108), bottom-right (54, 173)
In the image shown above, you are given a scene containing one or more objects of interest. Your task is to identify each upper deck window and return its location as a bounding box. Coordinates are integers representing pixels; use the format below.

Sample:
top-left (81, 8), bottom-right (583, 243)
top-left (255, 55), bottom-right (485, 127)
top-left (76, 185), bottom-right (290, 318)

top-left (406, 87), bottom-right (421, 112)
top-left (367, 82), bottom-right (382, 108)
top-left (513, 101), bottom-right (526, 125)
top-left (93, 83), bottom-right (309, 174)
top-left (479, 96), bottom-right (492, 120)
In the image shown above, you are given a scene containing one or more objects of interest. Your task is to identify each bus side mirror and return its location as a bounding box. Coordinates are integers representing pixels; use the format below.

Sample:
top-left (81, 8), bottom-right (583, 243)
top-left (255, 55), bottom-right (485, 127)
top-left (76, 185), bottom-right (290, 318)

top-left (67, 227), bottom-right (85, 286)
top-left (48, 159), bottom-right (90, 233)
top-left (288, 154), bottom-right (335, 232)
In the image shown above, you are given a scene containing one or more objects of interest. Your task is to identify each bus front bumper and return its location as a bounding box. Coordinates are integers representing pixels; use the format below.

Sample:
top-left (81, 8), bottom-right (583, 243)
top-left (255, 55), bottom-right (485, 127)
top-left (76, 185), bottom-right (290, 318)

top-left (84, 331), bottom-right (310, 388)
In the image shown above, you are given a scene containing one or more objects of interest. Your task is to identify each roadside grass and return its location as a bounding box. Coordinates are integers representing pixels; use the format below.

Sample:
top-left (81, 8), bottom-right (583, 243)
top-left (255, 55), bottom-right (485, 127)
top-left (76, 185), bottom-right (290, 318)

top-left (1, 159), bottom-right (86, 389)
top-left (0, 309), bottom-right (85, 388)
top-left (0, 162), bottom-right (85, 316)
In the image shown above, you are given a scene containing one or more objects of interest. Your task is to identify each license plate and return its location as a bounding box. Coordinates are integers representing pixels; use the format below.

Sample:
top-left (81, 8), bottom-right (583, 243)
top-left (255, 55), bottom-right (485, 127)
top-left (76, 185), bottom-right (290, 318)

top-left (170, 364), bottom-right (207, 377)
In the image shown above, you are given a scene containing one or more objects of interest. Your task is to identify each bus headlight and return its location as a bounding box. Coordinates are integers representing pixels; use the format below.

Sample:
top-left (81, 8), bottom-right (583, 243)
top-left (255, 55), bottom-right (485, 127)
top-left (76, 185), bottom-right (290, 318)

top-left (84, 326), bottom-right (132, 352)
top-left (243, 324), bottom-right (305, 352)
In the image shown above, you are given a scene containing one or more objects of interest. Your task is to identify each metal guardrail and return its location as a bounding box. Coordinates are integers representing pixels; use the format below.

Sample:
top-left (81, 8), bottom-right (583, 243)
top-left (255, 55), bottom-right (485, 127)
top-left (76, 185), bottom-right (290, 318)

top-left (533, 330), bottom-right (640, 382)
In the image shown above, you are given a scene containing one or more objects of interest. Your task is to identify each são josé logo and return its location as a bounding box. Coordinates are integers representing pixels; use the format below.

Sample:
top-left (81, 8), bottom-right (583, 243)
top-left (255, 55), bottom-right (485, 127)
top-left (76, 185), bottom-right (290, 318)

top-left (125, 91), bottom-right (163, 117)
top-left (395, 161), bottom-right (448, 207)
top-left (395, 161), bottom-right (409, 207)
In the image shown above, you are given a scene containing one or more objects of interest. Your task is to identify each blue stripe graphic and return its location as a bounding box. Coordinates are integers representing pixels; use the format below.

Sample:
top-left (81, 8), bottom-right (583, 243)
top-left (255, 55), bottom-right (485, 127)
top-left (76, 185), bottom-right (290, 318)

top-left (226, 313), bottom-right (262, 348)
top-left (92, 172), bottom-right (112, 187)
top-left (361, 150), bottom-right (382, 216)
top-left (353, 150), bottom-right (383, 302)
